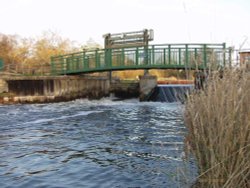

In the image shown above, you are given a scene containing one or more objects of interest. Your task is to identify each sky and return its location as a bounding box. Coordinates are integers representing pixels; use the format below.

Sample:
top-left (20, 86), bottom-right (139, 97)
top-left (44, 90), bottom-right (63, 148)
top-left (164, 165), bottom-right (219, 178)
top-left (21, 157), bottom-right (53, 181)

top-left (1, 0), bottom-right (250, 49)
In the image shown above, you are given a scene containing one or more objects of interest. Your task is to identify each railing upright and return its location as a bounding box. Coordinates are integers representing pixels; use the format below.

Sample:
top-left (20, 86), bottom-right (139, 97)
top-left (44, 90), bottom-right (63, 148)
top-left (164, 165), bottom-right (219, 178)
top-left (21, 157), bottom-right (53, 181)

top-left (82, 50), bottom-right (86, 69)
top-left (163, 48), bottom-right (166, 65)
top-left (144, 46), bottom-right (148, 66)
top-left (203, 44), bottom-right (207, 69)
top-left (194, 48), bottom-right (198, 69)
top-left (168, 45), bottom-right (171, 64)
top-left (61, 56), bottom-right (65, 75)
top-left (223, 43), bottom-right (226, 67)
top-left (178, 48), bottom-right (182, 65)
top-left (104, 49), bottom-right (112, 68)
top-left (121, 48), bottom-right (125, 66)
top-left (185, 44), bottom-right (189, 67)
top-left (136, 47), bottom-right (139, 66)
top-left (228, 47), bottom-right (232, 68)
top-left (95, 49), bottom-right (100, 69)
top-left (152, 45), bottom-right (155, 65)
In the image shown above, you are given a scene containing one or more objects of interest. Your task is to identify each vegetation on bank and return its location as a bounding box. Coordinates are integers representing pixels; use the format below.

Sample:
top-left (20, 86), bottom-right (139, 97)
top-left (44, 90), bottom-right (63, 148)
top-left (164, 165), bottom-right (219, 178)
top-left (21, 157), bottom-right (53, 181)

top-left (0, 31), bottom-right (82, 75)
top-left (185, 69), bottom-right (250, 187)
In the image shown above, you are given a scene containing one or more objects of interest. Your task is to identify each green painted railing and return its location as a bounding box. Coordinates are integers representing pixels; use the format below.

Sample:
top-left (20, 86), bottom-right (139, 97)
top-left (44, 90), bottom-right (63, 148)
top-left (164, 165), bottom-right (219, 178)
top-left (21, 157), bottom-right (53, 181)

top-left (51, 43), bottom-right (230, 75)
top-left (0, 58), bottom-right (3, 71)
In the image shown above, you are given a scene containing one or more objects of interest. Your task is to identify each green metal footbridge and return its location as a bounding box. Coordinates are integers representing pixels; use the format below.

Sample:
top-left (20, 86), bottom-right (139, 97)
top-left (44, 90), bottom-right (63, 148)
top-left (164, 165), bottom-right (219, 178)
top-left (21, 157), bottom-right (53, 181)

top-left (51, 43), bottom-right (231, 75)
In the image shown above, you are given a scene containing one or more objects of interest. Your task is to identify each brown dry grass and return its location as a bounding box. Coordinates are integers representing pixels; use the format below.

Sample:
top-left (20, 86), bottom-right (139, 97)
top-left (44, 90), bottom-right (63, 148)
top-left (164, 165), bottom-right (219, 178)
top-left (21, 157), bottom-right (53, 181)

top-left (111, 69), bottom-right (189, 80)
top-left (184, 69), bottom-right (250, 188)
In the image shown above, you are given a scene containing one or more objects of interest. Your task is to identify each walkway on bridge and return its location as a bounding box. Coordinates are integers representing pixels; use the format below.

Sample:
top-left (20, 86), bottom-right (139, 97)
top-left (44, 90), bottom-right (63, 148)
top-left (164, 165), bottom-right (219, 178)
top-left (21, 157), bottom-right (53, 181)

top-left (51, 43), bottom-right (231, 75)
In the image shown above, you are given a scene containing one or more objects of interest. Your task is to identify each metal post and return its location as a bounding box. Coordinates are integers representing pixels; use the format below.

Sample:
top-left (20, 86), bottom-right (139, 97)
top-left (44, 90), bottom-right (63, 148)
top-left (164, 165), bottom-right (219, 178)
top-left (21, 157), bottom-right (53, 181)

top-left (229, 47), bottom-right (232, 68)
top-left (194, 48), bottom-right (198, 69)
top-left (122, 48), bottom-right (125, 66)
top-left (168, 45), bottom-right (171, 64)
top-left (109, 49), bottom-right (112, 67)
top-left (76, 57), bottom-right (80, 70)
top-left (105, 49), bottom-right (111, 68)
top-left (95, 49), bottom-right (99, 68)
top-left (66, 55), bottom-right (70, 72)
top-left (144, 46), bottom-right (148, 65)
top-left (223, 43), bottom-right (226, 67)
top-left (203, 44), bottom-right (207, 69)
top-left (185, 44), bottom-right (189, 79)
top-left (195, 48), bottom-right (198, 59)
top-left (163, 48), bottom-right (166, 65)
top-left (144, 30), bottom-right (149, 75)
top-left (63, 57), bottom-right (67, 75)
top-left (152, 45), bottom-right (155, 64)
top-left (185, 44), bottom-right (189, 67)
top-left (72, 54), bottom-right (74, 71)
top-left (136, 47), bottom-right (139, 65)
top-left (109, 49), bottom-right (112, 83)
top-left (178, 48), bottom-right (181, 65)
top-left (144, 49), bottom-right (149, 75)
top-left (83, 51), bottom-right (86, 69)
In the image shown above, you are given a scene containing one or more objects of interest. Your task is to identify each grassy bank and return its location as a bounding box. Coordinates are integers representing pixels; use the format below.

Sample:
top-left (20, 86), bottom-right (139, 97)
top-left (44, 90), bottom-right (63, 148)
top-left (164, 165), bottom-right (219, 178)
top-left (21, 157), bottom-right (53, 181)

top-left (184, 69), bottom-right (250, 187)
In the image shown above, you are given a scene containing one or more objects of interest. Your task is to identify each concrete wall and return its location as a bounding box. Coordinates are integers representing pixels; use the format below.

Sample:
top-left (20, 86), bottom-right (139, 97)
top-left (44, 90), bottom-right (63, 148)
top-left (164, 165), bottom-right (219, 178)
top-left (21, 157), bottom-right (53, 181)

top-left (139, 75), bottom-right (157, 101)
top-left (0, 74), bottom-right (158, 103)
top-left (0, 79), bottom-right (8, 93)
top-left (1, 76), bottom-right (110, 103)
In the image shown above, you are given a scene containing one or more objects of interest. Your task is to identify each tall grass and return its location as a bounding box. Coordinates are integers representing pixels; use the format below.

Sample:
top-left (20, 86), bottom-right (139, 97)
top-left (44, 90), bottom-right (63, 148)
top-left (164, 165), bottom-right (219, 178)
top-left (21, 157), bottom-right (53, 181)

top-left (184, 69), bottom-right (250, 187)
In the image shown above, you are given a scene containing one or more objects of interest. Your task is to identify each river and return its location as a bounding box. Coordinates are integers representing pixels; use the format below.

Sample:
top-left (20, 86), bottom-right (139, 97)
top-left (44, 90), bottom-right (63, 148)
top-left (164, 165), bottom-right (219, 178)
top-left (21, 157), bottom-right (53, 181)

top-left (0, 98), bottom-right (197, 188)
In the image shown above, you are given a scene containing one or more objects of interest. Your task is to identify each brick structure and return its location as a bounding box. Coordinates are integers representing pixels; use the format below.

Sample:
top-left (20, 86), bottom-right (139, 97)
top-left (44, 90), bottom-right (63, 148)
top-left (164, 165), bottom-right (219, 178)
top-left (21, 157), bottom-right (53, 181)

top-left (239, 50), bottom-right (250, 70)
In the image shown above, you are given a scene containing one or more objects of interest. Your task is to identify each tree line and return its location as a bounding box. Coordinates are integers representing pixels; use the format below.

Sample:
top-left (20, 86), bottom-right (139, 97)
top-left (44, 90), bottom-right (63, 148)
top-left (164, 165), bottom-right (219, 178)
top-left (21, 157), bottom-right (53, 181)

top-left (0, 31), bottom-right (84, 74)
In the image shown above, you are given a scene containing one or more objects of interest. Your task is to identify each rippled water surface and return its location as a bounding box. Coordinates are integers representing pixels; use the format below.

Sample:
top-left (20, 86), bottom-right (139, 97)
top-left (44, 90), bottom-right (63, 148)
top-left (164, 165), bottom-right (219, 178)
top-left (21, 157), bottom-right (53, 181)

top-left (0, 99), bottom-right (196, 188)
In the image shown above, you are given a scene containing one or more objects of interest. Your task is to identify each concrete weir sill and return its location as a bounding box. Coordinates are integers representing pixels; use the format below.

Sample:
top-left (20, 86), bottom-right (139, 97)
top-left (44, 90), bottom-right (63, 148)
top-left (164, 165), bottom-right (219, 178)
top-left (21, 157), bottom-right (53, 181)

top-left (0, 76), bottom-right (110, 104)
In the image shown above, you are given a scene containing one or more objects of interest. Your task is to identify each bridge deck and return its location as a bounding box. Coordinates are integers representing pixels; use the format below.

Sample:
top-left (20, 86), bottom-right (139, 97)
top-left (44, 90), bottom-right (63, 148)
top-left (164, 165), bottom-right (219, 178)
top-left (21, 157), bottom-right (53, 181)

top-left (51, 43), bottom-right (231, 75)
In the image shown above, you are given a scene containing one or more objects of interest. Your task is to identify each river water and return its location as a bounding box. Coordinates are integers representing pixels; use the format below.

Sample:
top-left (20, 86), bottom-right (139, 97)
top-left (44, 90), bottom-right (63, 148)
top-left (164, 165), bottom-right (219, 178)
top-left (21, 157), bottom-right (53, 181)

top-left (0, 98), bottom-right (197, 188)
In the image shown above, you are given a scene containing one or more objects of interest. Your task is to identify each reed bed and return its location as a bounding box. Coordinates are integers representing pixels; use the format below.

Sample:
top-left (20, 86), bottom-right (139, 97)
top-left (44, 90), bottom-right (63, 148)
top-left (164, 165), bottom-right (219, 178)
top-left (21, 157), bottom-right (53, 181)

top-left (184, 69), bottom-right (250, 187)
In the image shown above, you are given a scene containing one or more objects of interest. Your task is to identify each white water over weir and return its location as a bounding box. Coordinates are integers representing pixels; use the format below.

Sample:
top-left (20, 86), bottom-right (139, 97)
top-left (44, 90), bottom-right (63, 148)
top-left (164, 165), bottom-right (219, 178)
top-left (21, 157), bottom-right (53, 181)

top-left (147, 84), bottom-right (194, 102)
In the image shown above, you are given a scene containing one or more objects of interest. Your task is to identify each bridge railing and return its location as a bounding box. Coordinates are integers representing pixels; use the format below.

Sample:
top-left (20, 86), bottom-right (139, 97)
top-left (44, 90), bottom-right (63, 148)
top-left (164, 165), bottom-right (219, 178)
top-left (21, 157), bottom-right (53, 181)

top-left (51, 43), bottom-right (230, 75)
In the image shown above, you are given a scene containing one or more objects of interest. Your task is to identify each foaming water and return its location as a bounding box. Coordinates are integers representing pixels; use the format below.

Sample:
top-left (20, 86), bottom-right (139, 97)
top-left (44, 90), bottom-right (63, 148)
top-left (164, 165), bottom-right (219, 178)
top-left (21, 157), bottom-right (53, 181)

top-left (0, 98), bottom-right (197, 188)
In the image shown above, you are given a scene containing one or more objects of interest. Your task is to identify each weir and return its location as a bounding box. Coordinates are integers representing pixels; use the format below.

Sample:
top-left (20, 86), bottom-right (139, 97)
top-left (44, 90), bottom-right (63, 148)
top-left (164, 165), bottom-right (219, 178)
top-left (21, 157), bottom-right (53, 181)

top-left (147, 84), bottom-right (193, 102)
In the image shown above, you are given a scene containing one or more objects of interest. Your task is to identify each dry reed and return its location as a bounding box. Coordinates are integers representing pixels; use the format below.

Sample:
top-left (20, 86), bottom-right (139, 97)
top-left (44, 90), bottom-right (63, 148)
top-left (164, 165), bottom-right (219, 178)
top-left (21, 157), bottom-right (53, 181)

top-left (184, 69), bottom-right (250, 188)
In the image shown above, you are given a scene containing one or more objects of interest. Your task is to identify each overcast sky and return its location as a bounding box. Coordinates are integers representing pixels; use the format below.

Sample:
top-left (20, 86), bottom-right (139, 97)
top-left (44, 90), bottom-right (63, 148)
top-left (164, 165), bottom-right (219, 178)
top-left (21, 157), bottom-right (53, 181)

top-left (1, 0), bottom-right (250, 49)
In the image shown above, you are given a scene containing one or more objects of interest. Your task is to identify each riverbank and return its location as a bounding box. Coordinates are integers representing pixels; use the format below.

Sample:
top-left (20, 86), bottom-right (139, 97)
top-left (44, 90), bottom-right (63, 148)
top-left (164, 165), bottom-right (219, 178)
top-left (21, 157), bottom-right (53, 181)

top-left (184, 69), bottom-right (250, 187)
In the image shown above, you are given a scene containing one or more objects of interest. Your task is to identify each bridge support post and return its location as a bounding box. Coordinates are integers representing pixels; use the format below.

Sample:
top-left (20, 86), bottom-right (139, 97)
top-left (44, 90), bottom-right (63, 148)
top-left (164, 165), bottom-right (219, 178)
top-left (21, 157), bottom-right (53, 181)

top-left (0, 79), bottom-right (8, 93)
top-left (139, 74), bottom-right (157, 101)
top-left (108, 71), bottom-right (112, 84)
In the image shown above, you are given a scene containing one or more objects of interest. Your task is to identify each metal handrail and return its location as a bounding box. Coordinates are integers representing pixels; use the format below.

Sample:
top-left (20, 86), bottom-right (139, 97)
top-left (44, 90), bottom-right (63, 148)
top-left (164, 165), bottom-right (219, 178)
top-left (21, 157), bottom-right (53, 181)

top-left (50, 43), bottom-right (231, 75)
